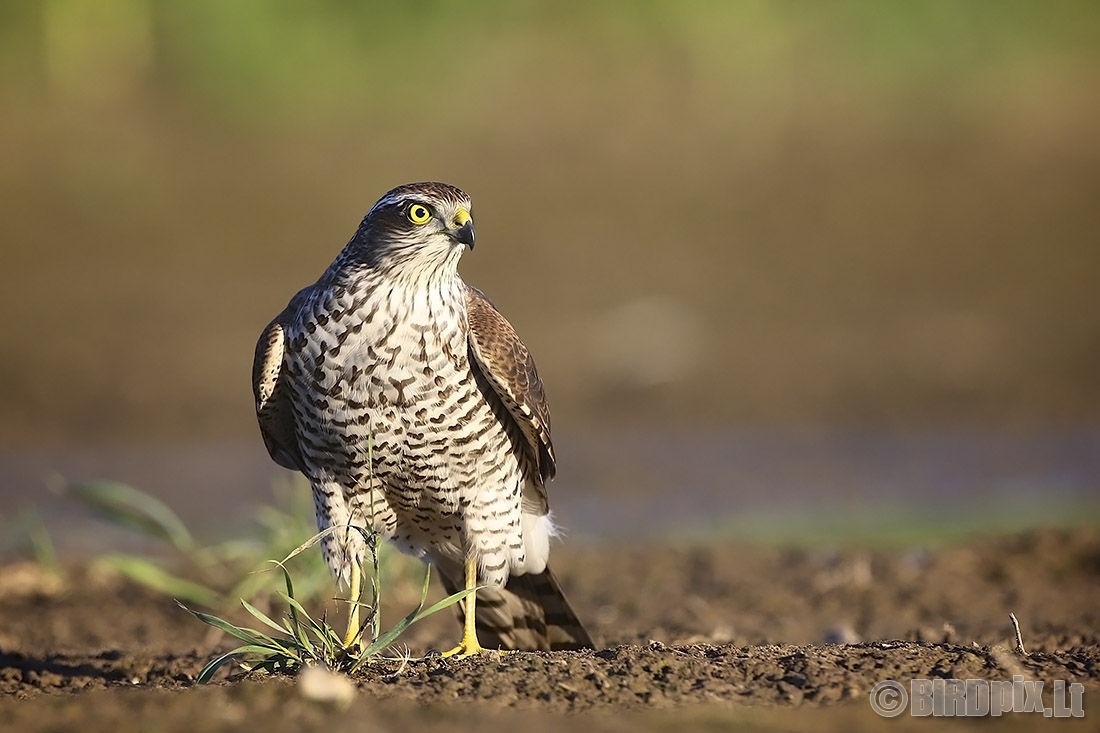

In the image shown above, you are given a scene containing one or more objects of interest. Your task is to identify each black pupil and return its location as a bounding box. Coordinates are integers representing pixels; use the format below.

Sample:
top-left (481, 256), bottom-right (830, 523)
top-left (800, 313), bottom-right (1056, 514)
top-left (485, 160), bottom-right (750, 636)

top-left (413, 206), bottom-right (426, 218)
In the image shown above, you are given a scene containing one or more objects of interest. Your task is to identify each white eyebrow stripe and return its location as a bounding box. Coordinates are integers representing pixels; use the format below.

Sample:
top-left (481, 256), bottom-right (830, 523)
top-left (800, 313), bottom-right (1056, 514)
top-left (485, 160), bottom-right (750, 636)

top-left (368, 192), bottom-right (407, 214)
top-left (365, 183), bottom-right (472, 217)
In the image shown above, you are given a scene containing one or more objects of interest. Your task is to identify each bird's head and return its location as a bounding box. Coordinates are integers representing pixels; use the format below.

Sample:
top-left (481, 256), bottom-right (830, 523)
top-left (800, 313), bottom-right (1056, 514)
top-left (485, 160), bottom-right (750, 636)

top-left (348, 182), bottom-right (475, 276)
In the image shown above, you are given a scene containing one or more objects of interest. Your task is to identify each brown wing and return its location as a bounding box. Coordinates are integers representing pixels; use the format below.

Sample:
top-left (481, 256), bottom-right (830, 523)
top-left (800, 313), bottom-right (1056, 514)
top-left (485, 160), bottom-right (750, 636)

top-left (252, 287), bottom-right (311, 471)
top-left (465, 284), bottom-right (556, 485)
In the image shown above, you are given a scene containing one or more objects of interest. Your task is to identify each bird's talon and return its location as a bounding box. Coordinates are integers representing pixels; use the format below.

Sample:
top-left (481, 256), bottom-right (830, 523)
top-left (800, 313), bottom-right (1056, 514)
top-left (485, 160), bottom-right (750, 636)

top-left (440, 641), bottom-right (485, 659)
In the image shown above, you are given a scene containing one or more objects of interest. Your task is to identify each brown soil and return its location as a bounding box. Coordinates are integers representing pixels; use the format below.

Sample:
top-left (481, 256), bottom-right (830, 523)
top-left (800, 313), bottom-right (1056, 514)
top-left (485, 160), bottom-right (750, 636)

top-left (1, 528), bottom-right (1097, 731)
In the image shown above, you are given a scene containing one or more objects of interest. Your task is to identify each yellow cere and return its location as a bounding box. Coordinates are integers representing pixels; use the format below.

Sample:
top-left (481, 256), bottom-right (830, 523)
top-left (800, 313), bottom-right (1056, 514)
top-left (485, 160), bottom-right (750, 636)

top-left (407, 204), bottom-right (432, 224)
top-left (453, 207), bottom-right (471, 227)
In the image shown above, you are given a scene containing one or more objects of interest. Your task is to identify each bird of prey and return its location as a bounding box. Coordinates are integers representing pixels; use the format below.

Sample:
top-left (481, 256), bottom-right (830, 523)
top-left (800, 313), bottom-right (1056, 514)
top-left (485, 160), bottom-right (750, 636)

top-left (252, 182), bottom-right (593, 656)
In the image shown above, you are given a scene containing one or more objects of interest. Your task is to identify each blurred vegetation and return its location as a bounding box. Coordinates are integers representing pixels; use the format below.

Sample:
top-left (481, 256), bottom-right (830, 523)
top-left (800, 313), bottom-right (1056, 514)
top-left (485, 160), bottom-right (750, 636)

top-left (57, 477), bottom-right (332, 607)
top-left (1, 1), bottom-right (1098, 443)
top-left (53, 476), bottom-right (425, 612)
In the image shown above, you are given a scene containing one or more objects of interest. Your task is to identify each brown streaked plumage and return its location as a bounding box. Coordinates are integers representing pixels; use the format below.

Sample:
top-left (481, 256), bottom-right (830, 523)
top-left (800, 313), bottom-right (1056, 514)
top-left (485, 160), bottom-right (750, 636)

top-left (252, 182), bottom-right (592, 654)
top-left (466, 285), bottom-right (556, 485)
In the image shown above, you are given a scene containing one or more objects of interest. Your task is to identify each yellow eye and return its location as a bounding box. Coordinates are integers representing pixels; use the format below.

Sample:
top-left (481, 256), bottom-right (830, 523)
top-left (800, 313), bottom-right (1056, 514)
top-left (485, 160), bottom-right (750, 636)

top-left (407, 203), bottom-right (433, 225)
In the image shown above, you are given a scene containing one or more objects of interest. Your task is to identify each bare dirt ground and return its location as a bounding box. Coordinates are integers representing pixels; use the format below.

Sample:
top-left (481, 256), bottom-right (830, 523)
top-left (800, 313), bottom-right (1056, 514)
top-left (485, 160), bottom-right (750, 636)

top-left (0, 528), bottom-right (1097, 730)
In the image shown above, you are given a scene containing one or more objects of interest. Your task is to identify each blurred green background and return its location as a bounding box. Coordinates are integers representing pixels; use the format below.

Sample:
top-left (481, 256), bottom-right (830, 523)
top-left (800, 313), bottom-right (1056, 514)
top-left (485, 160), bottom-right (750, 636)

top-left (1, 0), bottom-right (1099, 447)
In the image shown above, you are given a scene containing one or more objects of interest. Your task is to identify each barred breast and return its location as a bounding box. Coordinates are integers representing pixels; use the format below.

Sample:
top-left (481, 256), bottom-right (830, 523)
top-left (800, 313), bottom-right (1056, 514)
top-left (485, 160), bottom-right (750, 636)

top-left (282, 270), bottom-right (536, 588)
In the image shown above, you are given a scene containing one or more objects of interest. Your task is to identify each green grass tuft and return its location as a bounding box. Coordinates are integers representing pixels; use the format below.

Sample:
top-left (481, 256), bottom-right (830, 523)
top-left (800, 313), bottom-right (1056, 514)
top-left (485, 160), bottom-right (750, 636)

top-left (181, 526), bottom-right (473, 681)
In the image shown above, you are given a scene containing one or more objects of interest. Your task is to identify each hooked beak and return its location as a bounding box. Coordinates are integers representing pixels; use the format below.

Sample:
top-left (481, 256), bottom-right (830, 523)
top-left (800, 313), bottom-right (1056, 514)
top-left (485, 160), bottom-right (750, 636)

top-left (451, 207), bottom-right (475, 249)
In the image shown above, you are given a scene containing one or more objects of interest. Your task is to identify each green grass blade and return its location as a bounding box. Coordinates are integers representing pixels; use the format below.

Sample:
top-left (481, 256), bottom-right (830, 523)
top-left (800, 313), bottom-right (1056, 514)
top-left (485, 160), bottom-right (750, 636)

top-left (57, 479), bottom-right (194, 552)
top-left (240, 599), bottom-right (291, 636)
top-left (279, 525), bottom-right (342, 565)
top-left (314, 617), bottom-right (338, 659)
top-left (290, 606), bottom-right (329, 649)
top-left (370, 547), bottom-right (381, 640)
top-left (196, 645), bottom-right (281, 683)
top-left (280, 523), bottom-right (374, 567)
top-left (297, 604), bottom-right (340, 659)
top-left (356, 566), bottom-right (433, 661)
top-left (417, 587), bottom-right (478, 621)
top-left (358, 566), bottom-right (474, 661)
top-left (197, 650), bottom-right (245, 683)
top-left (97, 554), bottom-right (222, 608)
top-left (247, 658), bottom-right (298, 676)
top-left (275, 590), bottom-right (322, 633)
top-left (349, 603), bottom-right (378, 648)
top-left (176, 601), bottom-right (273, 647)
top-left (267, 560), bottom-right (312, 651)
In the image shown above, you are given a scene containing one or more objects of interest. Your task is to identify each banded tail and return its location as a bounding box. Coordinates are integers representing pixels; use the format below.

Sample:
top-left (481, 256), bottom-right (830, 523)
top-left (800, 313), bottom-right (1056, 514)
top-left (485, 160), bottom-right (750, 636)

top-left (440, 566), bottom-right (594, 651)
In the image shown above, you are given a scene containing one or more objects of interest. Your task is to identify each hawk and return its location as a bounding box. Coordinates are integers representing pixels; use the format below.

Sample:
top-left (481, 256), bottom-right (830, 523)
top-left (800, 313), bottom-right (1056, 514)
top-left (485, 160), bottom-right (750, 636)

top-left (252, 182), bottom-right (593, 655)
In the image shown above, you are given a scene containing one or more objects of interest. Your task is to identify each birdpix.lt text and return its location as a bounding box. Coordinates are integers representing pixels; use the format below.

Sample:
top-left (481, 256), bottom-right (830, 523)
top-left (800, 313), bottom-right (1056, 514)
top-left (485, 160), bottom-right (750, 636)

top-left (869, 676), bottom-right (1085, 718)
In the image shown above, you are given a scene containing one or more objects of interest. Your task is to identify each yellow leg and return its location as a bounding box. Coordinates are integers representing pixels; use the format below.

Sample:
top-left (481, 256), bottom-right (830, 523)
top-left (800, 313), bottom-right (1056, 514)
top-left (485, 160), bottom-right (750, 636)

top-left (343, 561), bottom-right (361, 647)
top-left (441, 557), bottom-right (486, 658)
